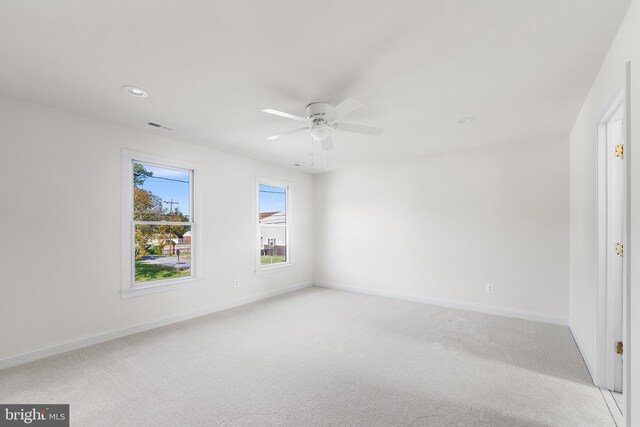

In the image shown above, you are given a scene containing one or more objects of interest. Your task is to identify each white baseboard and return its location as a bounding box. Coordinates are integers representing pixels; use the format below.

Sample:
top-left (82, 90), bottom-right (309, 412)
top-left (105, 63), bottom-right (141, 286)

top-left (0, 282), bottom-right (313, 371)
top-left (314, 282), bottom-right (568, 326)
top-left (568, 318), bottom-right (596, 383)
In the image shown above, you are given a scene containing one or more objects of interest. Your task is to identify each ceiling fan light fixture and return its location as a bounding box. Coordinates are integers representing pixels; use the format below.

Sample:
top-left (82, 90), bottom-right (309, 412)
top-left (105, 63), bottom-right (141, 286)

top-left (311, 125), bottom-right (331, 141)
top-left (262, 98), bottom-right (383, 148)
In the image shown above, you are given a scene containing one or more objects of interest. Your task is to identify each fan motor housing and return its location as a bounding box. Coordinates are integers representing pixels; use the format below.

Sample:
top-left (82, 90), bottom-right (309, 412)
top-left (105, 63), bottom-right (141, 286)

top-left (305, 102), bottom-right (333, 121)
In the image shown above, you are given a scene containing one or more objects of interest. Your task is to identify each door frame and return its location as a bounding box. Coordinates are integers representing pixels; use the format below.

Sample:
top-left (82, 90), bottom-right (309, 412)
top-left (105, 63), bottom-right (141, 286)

top-left (595, 62), bottom-right (631, 425)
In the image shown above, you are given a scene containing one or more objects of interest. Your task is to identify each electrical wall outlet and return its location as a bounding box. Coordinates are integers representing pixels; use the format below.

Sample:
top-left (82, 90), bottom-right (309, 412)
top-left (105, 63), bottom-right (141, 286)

top-left (234, 279), bottom-right (240, 288)
top-left (486, 283), bottom-right (494, 293)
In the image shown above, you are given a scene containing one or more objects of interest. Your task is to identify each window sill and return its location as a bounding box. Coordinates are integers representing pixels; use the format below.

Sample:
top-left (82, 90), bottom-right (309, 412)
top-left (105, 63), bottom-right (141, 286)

top-left (121, 277), bottom-right (202, 299)
top-left (255, 263), bottom-right (294, 275)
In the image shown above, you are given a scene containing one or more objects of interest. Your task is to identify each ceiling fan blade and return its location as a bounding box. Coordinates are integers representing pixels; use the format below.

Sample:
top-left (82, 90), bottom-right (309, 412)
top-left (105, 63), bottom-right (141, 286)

top-left (329, 97), bottom-right (363, 120)
top-left (321, 136), bottom-right (334, 151)
top-left (262, 109), bottom-right (307, 122)
top-left (334, 122), bottom-right (384, 136)
top-left (266, 127), bottom-right (310, 140)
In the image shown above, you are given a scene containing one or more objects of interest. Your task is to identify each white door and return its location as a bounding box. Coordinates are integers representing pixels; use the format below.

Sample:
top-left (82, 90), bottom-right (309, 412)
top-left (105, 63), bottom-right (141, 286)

top-left (605, 104), bottom-right (625, 392)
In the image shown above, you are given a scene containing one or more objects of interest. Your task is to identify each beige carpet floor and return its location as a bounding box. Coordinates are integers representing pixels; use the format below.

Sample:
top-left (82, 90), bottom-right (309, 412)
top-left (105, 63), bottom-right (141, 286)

top-left (0, 287), bottom-right (614, 426)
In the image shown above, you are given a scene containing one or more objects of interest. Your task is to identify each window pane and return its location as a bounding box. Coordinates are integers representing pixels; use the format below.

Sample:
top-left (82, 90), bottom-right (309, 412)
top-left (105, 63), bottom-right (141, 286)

top-left (260, 226), bottom-right (287, 265)
top-left (134, 224), bottom-right (192, 283)
top-left (133, 162), bottom-right (190, 222)
top-left (258, 184), bottom-right (287, 266)
top-left (258, 184), bottom-right (286, 224)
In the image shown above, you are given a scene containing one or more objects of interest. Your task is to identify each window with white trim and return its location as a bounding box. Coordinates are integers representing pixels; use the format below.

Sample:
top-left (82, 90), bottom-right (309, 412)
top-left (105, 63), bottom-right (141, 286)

top-left (257, 180), bottom-right (290, 269)
top-left (122, 151), bottom-right (198, 296)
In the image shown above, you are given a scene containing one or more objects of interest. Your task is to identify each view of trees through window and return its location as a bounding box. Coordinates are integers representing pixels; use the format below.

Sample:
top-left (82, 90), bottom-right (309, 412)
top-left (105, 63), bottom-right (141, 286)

top-left (259, 184), bottom-right (288, 266)
top-left (133, 162), bottom-right (192, 283)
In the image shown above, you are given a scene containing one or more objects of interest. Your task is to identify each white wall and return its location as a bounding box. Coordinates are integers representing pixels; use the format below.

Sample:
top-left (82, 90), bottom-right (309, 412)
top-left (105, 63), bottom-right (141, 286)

top-left (0, 96), bottom-right (314, 361)
top-left (569, 1), bottom-right (639, 423)
top-left (314, 136), bottom-right (569, 322)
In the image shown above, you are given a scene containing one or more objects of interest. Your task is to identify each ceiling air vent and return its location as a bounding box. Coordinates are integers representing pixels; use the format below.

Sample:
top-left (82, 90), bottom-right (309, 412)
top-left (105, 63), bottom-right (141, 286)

top-left (146, 121), bottom-right (173, 131)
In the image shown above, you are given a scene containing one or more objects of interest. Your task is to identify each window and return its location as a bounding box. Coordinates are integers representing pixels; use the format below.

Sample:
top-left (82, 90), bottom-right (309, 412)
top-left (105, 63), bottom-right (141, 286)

top-left (122, 150), bottom-right (199, 297)
top-left (257, 179), bottom-right (290, 270)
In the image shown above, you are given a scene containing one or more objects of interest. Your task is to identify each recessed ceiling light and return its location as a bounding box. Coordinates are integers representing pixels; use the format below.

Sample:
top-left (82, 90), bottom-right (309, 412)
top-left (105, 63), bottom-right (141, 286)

top-left (121, 85), bottom-right (148, 97)
top-left (457, 117), bottom-right (475, 124)
top-left (294, 163), bottom-right (301, 167)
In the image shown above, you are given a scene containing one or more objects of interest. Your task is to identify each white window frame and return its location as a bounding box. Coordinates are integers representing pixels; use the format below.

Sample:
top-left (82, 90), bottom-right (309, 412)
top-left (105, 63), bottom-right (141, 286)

top-left (256, 177), bottom-right (292, 272)
top-left (121, 149), bottom-right (201, 298)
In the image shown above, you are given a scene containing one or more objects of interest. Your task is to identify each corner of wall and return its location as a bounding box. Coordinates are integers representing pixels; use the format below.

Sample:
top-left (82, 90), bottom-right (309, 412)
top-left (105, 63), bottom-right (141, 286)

top-left (568, 318), bottom-right (596, 385)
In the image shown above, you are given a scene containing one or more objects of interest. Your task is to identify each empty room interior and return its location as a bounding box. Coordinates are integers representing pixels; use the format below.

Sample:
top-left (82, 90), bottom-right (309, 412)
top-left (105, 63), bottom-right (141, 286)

top-left (2, 1), bottom-right (640, 426)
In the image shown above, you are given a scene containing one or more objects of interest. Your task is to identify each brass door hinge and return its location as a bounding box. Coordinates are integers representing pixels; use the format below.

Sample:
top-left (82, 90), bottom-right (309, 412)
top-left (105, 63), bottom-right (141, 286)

top-left (616, 243), bottom-right (624, 257)
top-left (616, 144), bottom-right (624, 158)
top-left (616, 341), bottom-right (623, 355)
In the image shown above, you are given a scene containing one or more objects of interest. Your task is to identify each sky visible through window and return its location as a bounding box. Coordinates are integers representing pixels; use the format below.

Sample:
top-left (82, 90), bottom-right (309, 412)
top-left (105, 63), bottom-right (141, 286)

top-left (259, 184), bottom-right (286, 214)
top-left (137, 164), bottom-right (190, 216)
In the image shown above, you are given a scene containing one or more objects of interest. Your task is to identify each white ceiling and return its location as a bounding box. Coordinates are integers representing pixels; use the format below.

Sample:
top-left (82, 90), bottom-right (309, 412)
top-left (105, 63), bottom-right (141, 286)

top-left (0, 0), bottom-right (630, 172)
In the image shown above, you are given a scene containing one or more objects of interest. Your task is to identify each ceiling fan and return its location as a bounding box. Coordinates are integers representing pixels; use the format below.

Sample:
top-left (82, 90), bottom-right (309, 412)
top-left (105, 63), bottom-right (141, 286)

top-left (262, 98), bottom-right (383, 150)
